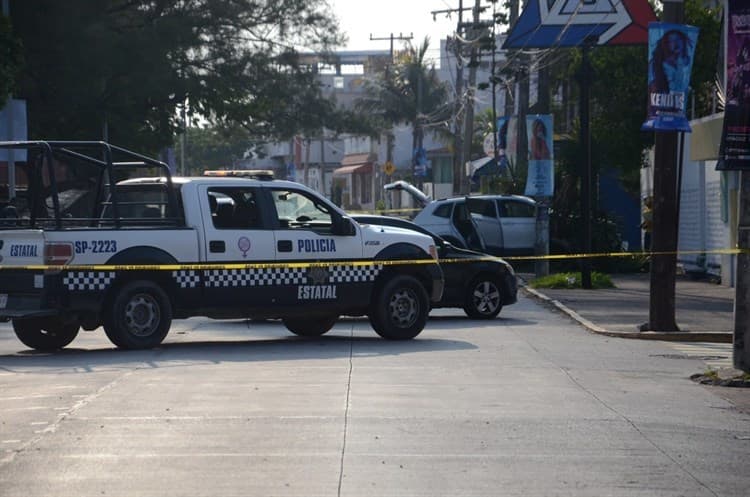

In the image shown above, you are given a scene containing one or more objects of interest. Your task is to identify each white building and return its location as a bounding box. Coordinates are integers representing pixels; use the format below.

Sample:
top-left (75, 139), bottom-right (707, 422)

top-left (642, 113), bottom-right (739, 287)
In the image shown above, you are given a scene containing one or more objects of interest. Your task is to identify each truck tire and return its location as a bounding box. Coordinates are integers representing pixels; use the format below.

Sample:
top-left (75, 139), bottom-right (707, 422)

top-left (463, 276), bottom-right (503, 319)
top-left (12, 318), bottom-right (80, 351)
top-left (103, 280), bottom-right (172, 349)
top-left (370, 275), bottom-right (429, 340)
top-left (283, 315), bottom-right (338, 337)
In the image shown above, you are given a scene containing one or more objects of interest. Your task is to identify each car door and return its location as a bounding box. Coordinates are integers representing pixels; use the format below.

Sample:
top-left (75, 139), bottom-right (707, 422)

top-left (200, 185), bottom-right (276, 262)
top-left (497, 198), bottom-right (536, 251)
top-left (265, 186), bottom-right (365, 308)
top-left (265, 186), bottom-right (363, 262)
top-left (199, 184), bottom-right (279, 308)
top-left (450, 200), bottom-right (486, 252)
top-left (466, 197), bottom-right (503, 254)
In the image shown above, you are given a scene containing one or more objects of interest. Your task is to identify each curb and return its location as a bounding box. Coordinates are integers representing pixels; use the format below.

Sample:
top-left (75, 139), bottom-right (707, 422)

top-left (520, 283), bottom-right (733, 343)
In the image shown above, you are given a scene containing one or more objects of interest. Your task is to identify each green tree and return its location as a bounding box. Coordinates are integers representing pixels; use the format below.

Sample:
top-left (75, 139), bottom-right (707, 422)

top-left (0, 14), bottom-right (23, 109)
top-left (184, 125), bottom-right (256, 176)
top-left (9, 0), bottom-right (349, 152)
top-left (355, 37), bottom-right (451, 178)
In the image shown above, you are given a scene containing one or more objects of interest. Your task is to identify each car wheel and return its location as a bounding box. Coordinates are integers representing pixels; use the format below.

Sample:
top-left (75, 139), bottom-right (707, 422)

top-left (283, 315), bottom-right (338, 337)
top-left (103, 280), bottom-right (172, 349)
top-left (371, 275), bottom-right (428, 340)
top-left (463, 276), bottom-right (503, 319)
top-left (12, 318), bottom-right (80, 351)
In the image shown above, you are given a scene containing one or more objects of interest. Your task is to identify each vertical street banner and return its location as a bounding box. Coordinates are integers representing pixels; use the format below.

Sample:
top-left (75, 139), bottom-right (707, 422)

top-left (641, 22), bottom-right (700, 132)
top-left (717, 0), bottom-right (750, 170)
top-left (524, 114), bottom-right (554, 197)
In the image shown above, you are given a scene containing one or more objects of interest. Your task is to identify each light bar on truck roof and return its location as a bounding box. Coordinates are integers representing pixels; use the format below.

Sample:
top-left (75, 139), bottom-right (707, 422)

top-left (202, 170), bottom-right (274, 180)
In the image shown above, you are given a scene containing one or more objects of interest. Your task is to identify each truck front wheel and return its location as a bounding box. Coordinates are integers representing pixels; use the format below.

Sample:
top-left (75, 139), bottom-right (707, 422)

top-left (282, 315), bottom-right (338, 337)
top-left (12, 318), bottom-right (80, 351)
top-left (103, 281), bottom-right (172, 349)
top-left (370, 275), bottom-right (429, 340)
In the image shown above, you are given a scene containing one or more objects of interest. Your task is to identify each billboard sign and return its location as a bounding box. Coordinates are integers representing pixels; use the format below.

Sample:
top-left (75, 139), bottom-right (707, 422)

top-left (503, 0), bottom-right (655, 49)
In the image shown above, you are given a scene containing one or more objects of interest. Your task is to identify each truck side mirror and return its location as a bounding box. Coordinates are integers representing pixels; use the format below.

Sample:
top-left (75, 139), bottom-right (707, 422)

top-left (333, 216), bottom-right (357, 236)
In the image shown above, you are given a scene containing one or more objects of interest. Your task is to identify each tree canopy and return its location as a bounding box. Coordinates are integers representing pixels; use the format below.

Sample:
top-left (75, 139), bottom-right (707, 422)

top-left (0, 14), bottom-right (23, 109)
top-left (8, 0), bottom-right (352, 152)
top-left (355, 37), bottom-right (451, 176)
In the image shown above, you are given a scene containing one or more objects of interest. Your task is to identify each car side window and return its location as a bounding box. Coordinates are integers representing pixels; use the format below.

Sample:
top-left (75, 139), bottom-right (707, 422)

top-left (207, 187), bottom-right (261, 229)
top-left (270, 188), bottom-right (335, 234)
top-left (467, 198), bottom-right (497, 218)
top-left (433, 203), bottom-right (452, 218)
top-left (502, 200), bottom-right (536, 218)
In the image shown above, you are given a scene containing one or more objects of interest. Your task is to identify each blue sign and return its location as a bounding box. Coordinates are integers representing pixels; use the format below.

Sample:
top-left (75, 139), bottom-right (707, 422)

top-left (641, 23), bottom-right (700, 132)
top-left (413, 147), bottom-right (430, 177)
top-left (503, 0), bottom-right (655, 49)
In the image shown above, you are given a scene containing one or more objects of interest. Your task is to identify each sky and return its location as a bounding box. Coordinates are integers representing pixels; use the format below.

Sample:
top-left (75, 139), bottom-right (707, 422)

top-left (328, 0), bottom-right (462, 65)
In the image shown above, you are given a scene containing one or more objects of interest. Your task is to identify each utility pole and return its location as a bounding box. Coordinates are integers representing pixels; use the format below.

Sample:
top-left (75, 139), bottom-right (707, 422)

top-left (530, 57), bottom-right (551, 278)
top-left (642, 0), bottom-right (684, 331)
top-left (453, 1), bottom-right (466, 196)
top-left (579, 39), bottom-right (594, 289)
top-left (459, 0), bottom-right (483, 195)
top-left (736, 171), bottom-right (750, 372)
top-left (369, 32), bottom-right (414, 64)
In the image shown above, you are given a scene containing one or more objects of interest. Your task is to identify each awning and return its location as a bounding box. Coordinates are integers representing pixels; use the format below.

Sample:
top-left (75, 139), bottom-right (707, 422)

top-left (340, 152), bottom-right (377, 167)
top-left (333, 163), bottom-right (373, 176)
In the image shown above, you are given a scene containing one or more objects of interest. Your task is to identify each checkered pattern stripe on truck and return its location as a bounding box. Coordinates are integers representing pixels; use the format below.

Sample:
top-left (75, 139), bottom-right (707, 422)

top-left (174, 264), bottom-right (384, 289)
top-left (63, 272), bottom-right (116, 291)
top-left (60, 264), bottom-right (385, 291)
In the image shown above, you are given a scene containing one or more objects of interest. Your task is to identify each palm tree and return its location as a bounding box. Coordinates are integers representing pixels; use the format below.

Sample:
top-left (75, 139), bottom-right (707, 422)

top-left (356, 37), bottom-right (451, 180)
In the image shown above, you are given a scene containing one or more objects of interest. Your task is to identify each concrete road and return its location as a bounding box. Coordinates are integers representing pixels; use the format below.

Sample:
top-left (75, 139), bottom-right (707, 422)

top-left (0, 295), bottom-right (749, 497)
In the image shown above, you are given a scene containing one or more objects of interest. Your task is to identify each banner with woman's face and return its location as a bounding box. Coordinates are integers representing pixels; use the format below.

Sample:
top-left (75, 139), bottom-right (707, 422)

top-left (525, 114), bottom-right (554, 197)
top-left (641, 22), bottom-right (699, 132)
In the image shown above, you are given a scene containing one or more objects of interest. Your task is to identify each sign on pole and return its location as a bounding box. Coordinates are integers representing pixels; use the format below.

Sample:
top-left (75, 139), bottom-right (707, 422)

top-left (641, 23), bottom-right (700, 133)
top-left (718, 0), bottom-right (750, 171)
top-left (524, 115), bottom-right (554, 197)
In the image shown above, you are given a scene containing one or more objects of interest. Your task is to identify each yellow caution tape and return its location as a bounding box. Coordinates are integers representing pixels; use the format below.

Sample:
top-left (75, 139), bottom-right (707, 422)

top-left (502, 248), bottom-right (747, 261)
top-left (0, 248), bottom-right (746, 272)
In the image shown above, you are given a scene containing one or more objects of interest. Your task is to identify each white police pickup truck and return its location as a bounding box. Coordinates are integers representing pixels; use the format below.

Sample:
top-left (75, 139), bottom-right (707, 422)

top-left (0, 141), bottom-right (443, 350)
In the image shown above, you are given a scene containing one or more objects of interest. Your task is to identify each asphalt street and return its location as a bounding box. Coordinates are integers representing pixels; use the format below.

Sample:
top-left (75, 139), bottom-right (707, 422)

top-left (0, 293), bottom-right (749, 497)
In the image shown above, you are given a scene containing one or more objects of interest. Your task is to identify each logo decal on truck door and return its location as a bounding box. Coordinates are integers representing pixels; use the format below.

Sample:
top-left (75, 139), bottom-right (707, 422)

top-left (237, 237), bottom-right (251, 257)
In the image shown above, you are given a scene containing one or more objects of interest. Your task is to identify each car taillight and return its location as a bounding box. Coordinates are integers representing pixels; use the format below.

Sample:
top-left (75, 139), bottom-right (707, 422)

top-left (429, 244), bottom-right (438, 260)
top-left (44, 242), bottom-right (74, 265)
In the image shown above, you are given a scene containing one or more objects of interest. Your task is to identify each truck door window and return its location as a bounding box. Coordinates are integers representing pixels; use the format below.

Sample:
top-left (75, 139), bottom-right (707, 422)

top-left (270, 189), bottom-right (334, 233)
top-left (207, 187), bottom-right (260, 229)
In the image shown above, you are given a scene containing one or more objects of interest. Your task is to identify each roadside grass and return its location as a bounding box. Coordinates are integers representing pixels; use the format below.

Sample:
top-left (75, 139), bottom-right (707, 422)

top-left (529, 272), bottom-right (615, 289)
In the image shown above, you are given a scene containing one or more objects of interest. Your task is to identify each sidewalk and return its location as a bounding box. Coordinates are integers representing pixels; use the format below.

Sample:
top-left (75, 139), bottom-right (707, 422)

top-left (519, 272), bottom-right (735, 343)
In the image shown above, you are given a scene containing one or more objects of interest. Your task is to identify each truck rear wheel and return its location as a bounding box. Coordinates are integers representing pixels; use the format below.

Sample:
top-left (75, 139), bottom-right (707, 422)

top-left (370, 275), bottom-right (429, 340)
top-left (283, 315), bottom-right (338, 337)
top-left (12, 318), bottom-right (80, 351)
top-left (103, 280), bottom-right (172, 349)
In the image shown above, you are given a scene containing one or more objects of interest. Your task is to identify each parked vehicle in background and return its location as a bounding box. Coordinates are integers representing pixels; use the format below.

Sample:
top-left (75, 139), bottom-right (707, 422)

top-left (384, 181), bottom-right (536, 256)
top-left (352, 214), bottom-right (517, 319)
